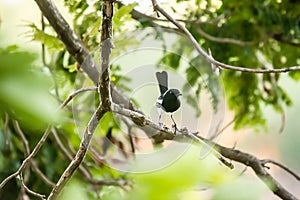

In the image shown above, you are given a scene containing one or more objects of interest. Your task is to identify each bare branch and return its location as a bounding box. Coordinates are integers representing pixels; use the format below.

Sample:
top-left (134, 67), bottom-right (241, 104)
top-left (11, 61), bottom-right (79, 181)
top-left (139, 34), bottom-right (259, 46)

top-left (47, 106), bottom-right (106, 200)
top-left (112, 102), bottom-right (298, 200)
top-left (184, 129), bottom-right (234, 169)
top-left (13, 120), bottom-right (55, 187)
top-left (261, 159), bottom-right (300, 181)
top-left (59, 86), bottom-right (98, 109)
top-left (34, 0), bottom-right (99, 83)
top-left (31, 161), bottom-right (56, 188)
top-left (51, 128), bottom-right (125, 189)
top-left (0, 127), bottom-right (51, 189)
top-left (34, 0), bottom-right (137, 113)
top-left (12, 120), bottom-right (30, 156)
top-left (211, 141), bottom-right (298, 200)
top-left (18, 174), bottom-right (46, 200)
top-left (47, 1), bottom-right (115, 198)
top-left (195, 25), bottom-right (257, 46)
top-left (98, 0), bottom-right (114, 111)
top-left (151, 0), bottom-right (300, 74)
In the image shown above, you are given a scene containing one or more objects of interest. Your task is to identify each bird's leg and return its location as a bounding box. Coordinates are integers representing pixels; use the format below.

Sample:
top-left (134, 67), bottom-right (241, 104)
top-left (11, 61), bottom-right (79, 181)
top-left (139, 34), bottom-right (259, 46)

top-left (158, 114), bottom-right (163, 128)
top-left (170, 114), bottom-right (177, 134)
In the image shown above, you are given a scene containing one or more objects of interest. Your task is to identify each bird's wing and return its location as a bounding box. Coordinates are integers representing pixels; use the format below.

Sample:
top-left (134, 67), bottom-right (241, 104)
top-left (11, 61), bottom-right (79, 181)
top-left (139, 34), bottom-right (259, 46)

top-left (156, 71), bottom-right (168, 95)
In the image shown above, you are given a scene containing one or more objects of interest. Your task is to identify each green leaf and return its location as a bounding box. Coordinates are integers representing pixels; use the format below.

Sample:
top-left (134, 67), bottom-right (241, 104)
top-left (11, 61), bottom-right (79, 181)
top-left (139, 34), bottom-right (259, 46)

top-left (113, 3), bottom-right (138, 29)
top-left (28, 24), bottom-right (64, 52)
top-left (159, 52), bottom-right (181, 70)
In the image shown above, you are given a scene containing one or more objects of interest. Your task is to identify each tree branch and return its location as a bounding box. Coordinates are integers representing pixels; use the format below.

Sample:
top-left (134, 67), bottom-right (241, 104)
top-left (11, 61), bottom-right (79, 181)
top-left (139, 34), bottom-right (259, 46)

top-left (17, 174), bottom-right (46, 200)
top-left (0, 86), bottom-right (100, 190)
top-left (151, 0), bottom-right (300, 74)
top-left (47, 1), bottom-right (115, 198)
top-left (47, 106), bottom-right (106, 200)
top-left (98, 0), bottom-right (114, 111)
top-left (34, 0), bottom-right (99, 83)
top-left (0, 126), bottom-right (51, 189)
top-left (32, 1), bottom-right (300, 199)
top-left (215, 143), bottom-right (298, 200)
top-left (261, 159), bottom-right (300, 181)
top-left (194, 25), bottom-right (257, 46)
top-left (12, 120), bottom-right (56, 187)
top-left (112, 102), bottom-right (298, 200)
top-left (34, 0), bottom-right (137, 112)
top-left (59, 86), bottom-right (97, 109)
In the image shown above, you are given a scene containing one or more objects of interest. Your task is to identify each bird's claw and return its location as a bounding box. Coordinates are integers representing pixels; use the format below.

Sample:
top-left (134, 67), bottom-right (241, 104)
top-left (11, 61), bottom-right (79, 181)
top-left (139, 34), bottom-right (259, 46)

top-left (172, 124), bottom-right (177, 135)
top-left (158, 122), bottom-right (164, 128)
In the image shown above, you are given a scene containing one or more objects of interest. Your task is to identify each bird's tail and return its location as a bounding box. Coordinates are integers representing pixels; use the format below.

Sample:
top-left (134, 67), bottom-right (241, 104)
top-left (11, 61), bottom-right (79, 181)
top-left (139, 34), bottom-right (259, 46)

top-left (156, 71), bottom-right (168, 95)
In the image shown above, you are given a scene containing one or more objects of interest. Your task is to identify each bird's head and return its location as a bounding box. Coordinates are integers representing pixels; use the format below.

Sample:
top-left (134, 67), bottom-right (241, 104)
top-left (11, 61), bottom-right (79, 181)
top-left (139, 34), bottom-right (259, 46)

top-left (169, 89), bottom-right (182, 97)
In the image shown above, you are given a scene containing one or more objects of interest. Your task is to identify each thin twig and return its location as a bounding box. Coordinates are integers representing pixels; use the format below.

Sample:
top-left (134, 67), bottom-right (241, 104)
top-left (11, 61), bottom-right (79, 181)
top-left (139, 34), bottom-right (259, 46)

top-left (151, 0), bottom-right (300, 74)
top-left (0, 127), bottom-right (51, 189)
top-left (59, 86), bottom-right (98, 109)
top-left (18, 174), bottom-right (46, 200)
top-left (51, 128), bottom-right (93, 179)
top-left (261, 159), bottom-right (300, 181)
top-left (12, 120), bottom-right (30, 156)
top-left (12, 120), bottom-right (55, 187)
top-left (0, 86), bottom-right (96, 189)
top-left (195, 26), bottom-right (257, 46)
top-left (47, 106), bottom-right (106, 199)
top-left (41, 14), bottom-right (46, 66)
top-left (32, 161), bottom-right (56, 187)
top-left (182, 128), bottom-right (233, 169)
top-left (209, 114), bottom-right (241, 140)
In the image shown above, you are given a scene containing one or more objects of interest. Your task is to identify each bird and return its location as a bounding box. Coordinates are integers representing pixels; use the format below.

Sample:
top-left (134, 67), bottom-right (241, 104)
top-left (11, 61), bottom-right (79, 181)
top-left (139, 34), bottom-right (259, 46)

top-left (155, 71), bottom-right (182, 133)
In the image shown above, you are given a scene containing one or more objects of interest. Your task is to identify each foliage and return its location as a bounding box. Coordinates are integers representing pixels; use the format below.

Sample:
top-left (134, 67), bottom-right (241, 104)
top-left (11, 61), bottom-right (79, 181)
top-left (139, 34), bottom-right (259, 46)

top-left (1, 0), bottom-right (300, 199)
top-left (161, 0), bottom-right (300, 129)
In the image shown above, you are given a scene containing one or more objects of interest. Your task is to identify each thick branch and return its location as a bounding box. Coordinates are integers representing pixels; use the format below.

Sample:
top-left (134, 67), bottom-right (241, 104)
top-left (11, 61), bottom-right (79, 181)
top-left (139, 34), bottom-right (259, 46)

top-left (112, 103), bottom-right (298, 200)
top-left (35, 0), bottom-right (136, 112)
top-left (99, 0), bottom-right (114, 110)
top-left (47, 1), bottom-right (115, 199)
top-left (34, 0), bottom-right (99, 83)
top-left (47, 106), bottom-right (106, 200)
top-left (215, 144), bottom-right (298, 200)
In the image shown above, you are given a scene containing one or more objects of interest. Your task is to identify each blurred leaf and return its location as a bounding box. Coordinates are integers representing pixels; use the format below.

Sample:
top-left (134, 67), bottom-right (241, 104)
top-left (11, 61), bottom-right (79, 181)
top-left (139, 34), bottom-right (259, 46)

top-left (98, 112), bottom-right (116, 136)
top-left (113, 3), bottom-right (138, 31)
top-left (126, 147), bottom-right (231, 200)
top-left (159, 52), bottom-right (181, 70)
top-left (57, 180), bottom-right (89, 200)
top-left (212, 177), bottom-right (267, 200)
top-left (0, 45), bottom-right (61, 128)
top-left (101, 186), bottom-right (124, 200)
top-left (65, 63), bottom-right (78, 73)
top-left (28, 24), bottom-right (64, 52)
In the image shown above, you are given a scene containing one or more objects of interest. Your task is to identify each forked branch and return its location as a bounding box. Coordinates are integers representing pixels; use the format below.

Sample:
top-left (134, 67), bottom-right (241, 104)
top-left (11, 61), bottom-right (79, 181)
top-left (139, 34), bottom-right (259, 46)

top-left (151, 0), bottom-right (300, 74)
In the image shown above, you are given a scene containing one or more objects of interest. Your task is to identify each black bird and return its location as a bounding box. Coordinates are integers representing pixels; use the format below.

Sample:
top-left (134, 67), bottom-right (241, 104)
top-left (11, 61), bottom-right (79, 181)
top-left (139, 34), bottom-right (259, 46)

top-left (155, 71), bottom-right (182, 132)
